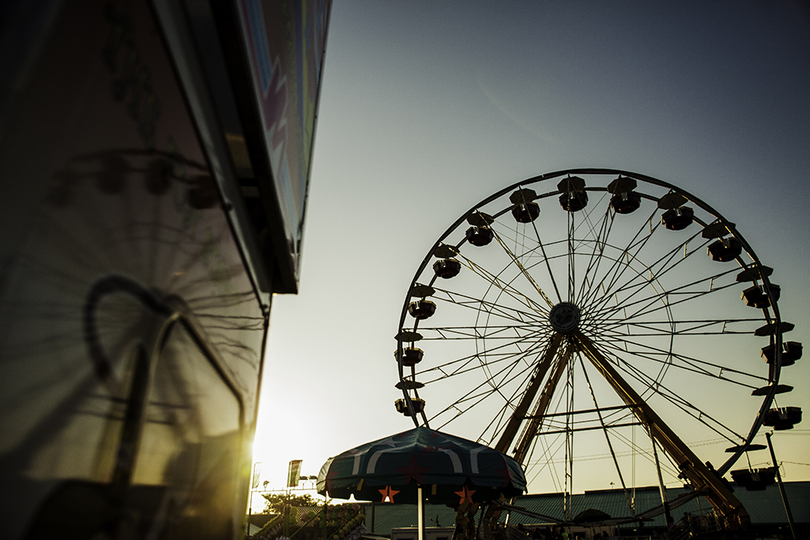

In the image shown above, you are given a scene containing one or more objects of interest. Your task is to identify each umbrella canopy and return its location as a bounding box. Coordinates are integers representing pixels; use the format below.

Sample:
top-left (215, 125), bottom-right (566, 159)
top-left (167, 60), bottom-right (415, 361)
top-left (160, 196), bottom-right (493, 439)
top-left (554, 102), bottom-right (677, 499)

top-left (317, 427), bottom-right (526, 506)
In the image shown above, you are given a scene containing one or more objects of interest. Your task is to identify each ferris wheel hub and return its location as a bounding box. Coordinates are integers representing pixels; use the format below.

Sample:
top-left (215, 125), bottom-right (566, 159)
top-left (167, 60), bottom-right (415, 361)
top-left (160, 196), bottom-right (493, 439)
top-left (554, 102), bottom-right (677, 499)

top-left (396, 170), bottom-right (794, 522)
top-left (548, 302), bottom-right (581, 334)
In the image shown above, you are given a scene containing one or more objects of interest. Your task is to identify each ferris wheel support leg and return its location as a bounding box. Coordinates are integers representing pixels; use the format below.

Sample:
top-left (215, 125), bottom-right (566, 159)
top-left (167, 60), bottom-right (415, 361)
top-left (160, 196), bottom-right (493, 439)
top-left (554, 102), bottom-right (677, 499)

top-left (573, 331), bottom-right (751, 530)
top-left (495, 333), bottom-right (563, 456)
top-left (513, 341), bottom-right (576, 465)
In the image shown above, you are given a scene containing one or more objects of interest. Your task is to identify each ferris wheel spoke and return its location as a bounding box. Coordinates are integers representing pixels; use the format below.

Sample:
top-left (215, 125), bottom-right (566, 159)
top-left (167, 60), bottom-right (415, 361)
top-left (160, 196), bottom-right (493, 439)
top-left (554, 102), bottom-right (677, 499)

top-left (624, 281), bottom-right (740, 322)
top-left (573, 190), bottom-right (611, 238)
top-left (525, 432), bottom-right (568, 494)
top-left (457, 253), bottom-right (551, 316)
top-left (428, 362), bottom-right (534, 422)
top-left (567, 206), bottom-right (575, 302)
top-left (429, 286), bottom-right (547, 325)
top-left (479, 340), bottom-right (546, 392)
top-left (566, 191), bottom-right (611, 304)
top-left (583, 227), bottom-right (708, 317)
top-left (577, 355), bottom-right (637, 511)
top-left (429, 350), bottom-right (541, 431)
top-left (589, 331), bottom-right (768, 386)
top-left (577, 204), bottom-right (664, 309)
top-left (589, 340), bottom-right (750, 442)
top-left (527, 211), bottom-right (567, 306)
top-left (574, 331), bottom-right (747, 515)
top-left (574, 202), bottom-right (618, 307)
top-left (414, 326), bottom-right (550, 394)
top-left (588, 265), bottom-right (740, 323)
top-left (478, 400), bottom-right (521, 449)
top-left (490, 220), bottom-right (559, 307)
top-left (624, 368), bottom-right (747, 445)
top-left (493, 211), bottom-right (567, 302)
top-left (431, 388), bottom-right (508, 433)
top-left (480, 358), bottom-right (563, 448)
top-left (598, 278), bottom-right (739, 326)
top-left (417, 324), bottom-right (545, 341)
top-left (414, 331), bottom-right (552, 384)
top-left (604, 428), bottom-right (681, 479)
top-left (593, 316), bottom-right (763, 337)
top-left (430, 370), bottom-right (526, 424)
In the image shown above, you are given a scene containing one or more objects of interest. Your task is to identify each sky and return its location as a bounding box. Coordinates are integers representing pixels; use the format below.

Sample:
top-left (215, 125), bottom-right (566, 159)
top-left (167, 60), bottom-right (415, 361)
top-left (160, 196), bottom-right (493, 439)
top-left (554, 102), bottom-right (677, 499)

top-left (250, 0), bottom-right (810, 504)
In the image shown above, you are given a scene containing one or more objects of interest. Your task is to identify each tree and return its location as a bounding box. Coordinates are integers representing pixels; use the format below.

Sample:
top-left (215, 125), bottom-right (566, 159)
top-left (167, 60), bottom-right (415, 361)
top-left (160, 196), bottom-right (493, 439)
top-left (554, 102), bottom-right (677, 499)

top-left (261, 492), bottom-right (318, 515)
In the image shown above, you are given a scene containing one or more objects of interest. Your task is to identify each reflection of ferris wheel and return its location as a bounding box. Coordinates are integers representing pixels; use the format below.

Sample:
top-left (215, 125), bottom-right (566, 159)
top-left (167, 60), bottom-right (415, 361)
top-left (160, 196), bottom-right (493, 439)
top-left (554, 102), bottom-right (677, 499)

top-left (394, 169), bottom-right (802, 526)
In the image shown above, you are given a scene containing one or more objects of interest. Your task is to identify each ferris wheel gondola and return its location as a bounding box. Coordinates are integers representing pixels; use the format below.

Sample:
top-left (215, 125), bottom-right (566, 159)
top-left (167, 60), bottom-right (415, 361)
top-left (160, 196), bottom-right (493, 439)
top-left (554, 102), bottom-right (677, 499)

top-left (393, 169), bottom-right (802, 527)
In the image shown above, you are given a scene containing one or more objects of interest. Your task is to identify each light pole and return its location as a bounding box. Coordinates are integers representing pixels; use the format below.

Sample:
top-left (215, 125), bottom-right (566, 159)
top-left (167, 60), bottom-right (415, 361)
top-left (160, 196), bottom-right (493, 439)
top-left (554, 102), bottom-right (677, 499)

top-left (766, 432), bottom-right (797, 540)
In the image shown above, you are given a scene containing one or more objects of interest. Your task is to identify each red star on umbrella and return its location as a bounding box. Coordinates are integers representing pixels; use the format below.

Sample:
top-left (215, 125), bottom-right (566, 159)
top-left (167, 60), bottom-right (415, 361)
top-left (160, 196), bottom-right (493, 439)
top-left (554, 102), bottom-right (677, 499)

top-left (454, 485), bottom-right (476, 505)
top-left (495, 463), bottom-right (513, 487)
top-left (379, 485), bottom-right (400, 503)
top-left (395, 455), bottom-right (432, 485)
top-left (324, 468), bottom-right (340, 492)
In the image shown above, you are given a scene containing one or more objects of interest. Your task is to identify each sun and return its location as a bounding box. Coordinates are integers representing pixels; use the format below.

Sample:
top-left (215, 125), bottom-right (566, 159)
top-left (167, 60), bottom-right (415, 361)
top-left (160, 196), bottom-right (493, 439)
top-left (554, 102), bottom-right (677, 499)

top-left (248, 388), bottom-right (328, 512)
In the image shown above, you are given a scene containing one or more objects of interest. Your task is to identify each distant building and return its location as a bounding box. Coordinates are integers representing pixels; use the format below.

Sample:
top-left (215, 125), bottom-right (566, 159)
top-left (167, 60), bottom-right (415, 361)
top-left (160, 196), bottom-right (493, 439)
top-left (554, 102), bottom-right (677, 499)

top-left (362, 482), bottom-right (809, 539)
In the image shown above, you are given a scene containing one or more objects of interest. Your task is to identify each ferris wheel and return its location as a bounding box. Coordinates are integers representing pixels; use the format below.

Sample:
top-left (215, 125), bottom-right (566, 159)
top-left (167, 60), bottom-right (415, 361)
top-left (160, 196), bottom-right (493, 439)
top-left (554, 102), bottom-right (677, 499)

top-left (393, 169), bottom-right (801, 526)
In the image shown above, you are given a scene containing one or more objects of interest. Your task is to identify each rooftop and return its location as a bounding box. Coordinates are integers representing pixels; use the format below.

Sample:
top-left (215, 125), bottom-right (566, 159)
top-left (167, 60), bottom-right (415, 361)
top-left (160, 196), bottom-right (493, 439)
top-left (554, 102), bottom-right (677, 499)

top-left (362, 481), bottom-right (810, 534)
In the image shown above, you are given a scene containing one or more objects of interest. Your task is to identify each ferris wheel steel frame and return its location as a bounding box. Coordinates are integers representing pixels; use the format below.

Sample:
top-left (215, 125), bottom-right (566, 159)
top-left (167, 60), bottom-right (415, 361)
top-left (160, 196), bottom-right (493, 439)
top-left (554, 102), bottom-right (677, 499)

top-left (394, 168), bottom-right (793, 527)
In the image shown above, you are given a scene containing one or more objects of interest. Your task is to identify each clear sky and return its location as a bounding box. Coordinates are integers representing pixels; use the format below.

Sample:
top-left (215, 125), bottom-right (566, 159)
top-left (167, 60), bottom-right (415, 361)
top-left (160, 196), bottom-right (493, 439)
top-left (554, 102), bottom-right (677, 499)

top-left (250, 0), bottom-right (810, 500)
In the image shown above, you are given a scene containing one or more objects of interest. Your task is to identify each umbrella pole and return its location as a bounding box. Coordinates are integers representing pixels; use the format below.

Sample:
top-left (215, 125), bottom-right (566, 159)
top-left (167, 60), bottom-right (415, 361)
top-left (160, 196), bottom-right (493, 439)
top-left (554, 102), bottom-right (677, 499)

top-left (418, 484), bottom-right (425, 540)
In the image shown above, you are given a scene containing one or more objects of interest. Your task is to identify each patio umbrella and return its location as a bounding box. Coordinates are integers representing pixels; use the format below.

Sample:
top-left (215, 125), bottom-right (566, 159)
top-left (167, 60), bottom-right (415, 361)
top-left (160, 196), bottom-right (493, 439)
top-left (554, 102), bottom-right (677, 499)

top-left (317, 427), bottom-right (526, 540)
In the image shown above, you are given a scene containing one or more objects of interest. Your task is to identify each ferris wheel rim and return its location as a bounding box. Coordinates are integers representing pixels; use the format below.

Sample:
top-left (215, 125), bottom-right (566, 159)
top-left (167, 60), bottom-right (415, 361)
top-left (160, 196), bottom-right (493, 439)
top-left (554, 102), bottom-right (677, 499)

top-left (395, 168), bottom-right (785, 495)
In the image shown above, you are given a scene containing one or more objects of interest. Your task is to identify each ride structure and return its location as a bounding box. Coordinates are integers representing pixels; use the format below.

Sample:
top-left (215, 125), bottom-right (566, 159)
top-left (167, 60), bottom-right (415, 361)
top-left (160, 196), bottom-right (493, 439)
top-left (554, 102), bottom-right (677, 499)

top-left (0, 1), bottom-right (330, 538)
top-left (393, 169), bottom-right (802, 532)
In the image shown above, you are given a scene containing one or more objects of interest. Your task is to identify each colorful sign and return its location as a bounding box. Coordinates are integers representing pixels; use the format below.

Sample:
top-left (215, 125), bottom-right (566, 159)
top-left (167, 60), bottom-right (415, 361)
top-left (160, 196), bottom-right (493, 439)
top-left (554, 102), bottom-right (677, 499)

top-left (253, 462), bottom-right (263, 489)
top-left (287, 459), bottom-right (304, 488)
top-left (236, 0), bottom-right (332, 287)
